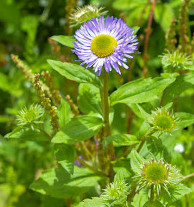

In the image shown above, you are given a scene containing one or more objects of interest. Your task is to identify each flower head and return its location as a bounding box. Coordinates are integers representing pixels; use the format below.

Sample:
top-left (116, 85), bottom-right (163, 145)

top-left (70, 5), bottom-right (107, 27)
top-left (17, 104), bottom-right (43, 126)
top-left (101, 180), bottom-right (128, 205)
top-left (135, 159), bottom-right (182, 196)
top-left (72, 16), bottom-right (138, 75)
top-left (161, 50), bottom-right (193, 73)
top-left (148, 107), bottom-right (178, 134)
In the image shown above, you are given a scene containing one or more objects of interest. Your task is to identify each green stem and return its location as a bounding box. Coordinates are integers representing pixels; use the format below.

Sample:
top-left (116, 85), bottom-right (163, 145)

top-left (127, 184), bottom-right (137, 204)
top-left (150, 185), bottom-right (154, 203)
top-left (99, 70), bottom-right (115, 181)
top-left (137, 130), bottom-right (155, 153)
top-left (103, 71), bottom-right (111, 137)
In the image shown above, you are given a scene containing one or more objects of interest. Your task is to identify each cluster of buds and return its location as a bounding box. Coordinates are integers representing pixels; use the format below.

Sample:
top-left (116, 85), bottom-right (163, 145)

top-left (178, 0), bottom-right (191, 55)
top-left (41, 71), bottom-right (61, 107)
top-left (65, 95), bottom-right (79, 116)
top-left (34, 74), bottom-right (59, 132)
top-left (11, 54), bottom-right (34, 83)
top-left (165, 18), bottom-right (177, 52)
top-left (11, 54), bottom-right (51, 97)
top-left (64, 0), bottom-right (77, 34)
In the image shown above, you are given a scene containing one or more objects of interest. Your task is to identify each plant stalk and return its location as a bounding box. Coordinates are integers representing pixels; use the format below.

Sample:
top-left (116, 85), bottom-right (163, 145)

top-left (150, 185), bottom-right (154, 203)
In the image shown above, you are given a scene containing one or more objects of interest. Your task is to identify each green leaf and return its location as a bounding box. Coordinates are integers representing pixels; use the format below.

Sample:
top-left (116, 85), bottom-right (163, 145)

top-left (129, 103), bottom-right (150, 119)
top-left (58, 97), bottom-right (72, 129)
top-left (47, 60), bottom-right (102, 88)
top-left (132, 189), bottom-right (149, 207)
top-left (78, 83), bottom-right (103, 115)
top-left (54, 144), bottom-right (75, 175)
top-left (162, 72), bottom-right (194, 105)
top-left (30, 166), bottom-right (101, 199)
top-left (146, 137), bottom-right (170, 161)
top-left (113, 158), bottom-right (133, 178)
top-left (52, 115), bottom-right (103, 144)
top-left (130, 150), bottom-right (145, 174)
top-left (78, 197), bottom-right (108, 207)
top-left (160, 184), bottom-right (192, 204)
top-left (51, 35), bottom-right (75, 48)
top-left (110, 77), bottom-right (175, 106)
top-left (4, 127), bottom-right (50, 141)
top-left (103, 134), bottom-right (139, 148)
top-left (143, 200), bottom-right (164, 207)
top-left (176, 112), bottom-right (194, 128)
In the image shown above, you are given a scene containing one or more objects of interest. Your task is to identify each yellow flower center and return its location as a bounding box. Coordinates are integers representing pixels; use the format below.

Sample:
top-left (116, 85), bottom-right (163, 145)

top-left (90, 34), bottom-right (117, 57)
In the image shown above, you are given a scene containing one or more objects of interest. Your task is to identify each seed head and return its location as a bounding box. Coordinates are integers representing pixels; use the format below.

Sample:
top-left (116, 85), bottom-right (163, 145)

top-left (70, 5), bottom-right (107, 27)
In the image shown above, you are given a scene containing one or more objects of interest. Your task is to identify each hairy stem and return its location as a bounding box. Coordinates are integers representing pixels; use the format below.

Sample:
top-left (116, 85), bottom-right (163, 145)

top-left (180, 172), bottom-right (194, 181)
top-left (150, 185), bottom-right (154, 203)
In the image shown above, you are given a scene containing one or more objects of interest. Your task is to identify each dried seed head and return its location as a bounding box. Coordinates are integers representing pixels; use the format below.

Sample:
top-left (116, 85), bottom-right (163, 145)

top-left (70, 5), bottom-right (107, 27)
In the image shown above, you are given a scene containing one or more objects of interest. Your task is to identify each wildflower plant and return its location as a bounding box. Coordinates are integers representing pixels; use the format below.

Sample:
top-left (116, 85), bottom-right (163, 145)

top-left (5, 2), bottom-right (194, 207)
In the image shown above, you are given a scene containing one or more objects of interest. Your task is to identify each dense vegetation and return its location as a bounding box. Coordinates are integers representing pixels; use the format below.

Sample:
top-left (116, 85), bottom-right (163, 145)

top-left (0, 0), bottom-right (193, 206)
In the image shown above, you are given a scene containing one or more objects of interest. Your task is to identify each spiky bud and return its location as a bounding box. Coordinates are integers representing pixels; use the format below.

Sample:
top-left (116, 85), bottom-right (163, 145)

top-left (101, 180), bottom-right (129, 205)
top-left (70, 5), bottom-right (107, 27)
top-left (161, 50), bottom-right (193, 73)
top-left (148, 107), bottom-right (178, 134)
top-left (17, 104), bottom-right (43, 126)
top-left (135, 159), bottom-right (182, 196)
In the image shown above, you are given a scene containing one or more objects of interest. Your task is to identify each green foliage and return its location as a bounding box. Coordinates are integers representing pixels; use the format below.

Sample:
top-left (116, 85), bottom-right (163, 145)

top-left (0, 0), bottom-right (193, 206)
top-left (5, 127), bottom-right (51, 141)
top-left (52, 115), bottom-right (103, 144)
top-left (30, 166), bottom-right (101, 199)
top-left (54, 144), bottom-right (75, 174)
top-left (110, 77), bottom-right (175, 106)
top-left (78, 83), bottom-right (103, 115)
top-left (103, 134), bottom-right (139, 147)
top-left (48, 60), bottom-right (103, 88)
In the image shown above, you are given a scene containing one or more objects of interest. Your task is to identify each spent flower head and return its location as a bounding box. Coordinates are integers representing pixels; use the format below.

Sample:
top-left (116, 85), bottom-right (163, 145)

top-left (70, 5), bottom-right (107, 27)
top-left (17, 104), bottom-right (43, 126)
top-left (135, 159), bottom-right (182, 196)
top-left (148, 107), bottom-right (178, 134)
top-left (101, 180), bottom-right (129, 205)
top-left (72, 15), bottom-right (138, 75)
top-left (161, 50), bottom-right (193, 73)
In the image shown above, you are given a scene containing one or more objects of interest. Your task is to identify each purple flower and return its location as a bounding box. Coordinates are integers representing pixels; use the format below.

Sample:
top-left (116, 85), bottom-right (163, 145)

top-left (72, 16), bottom-right (138, 75)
